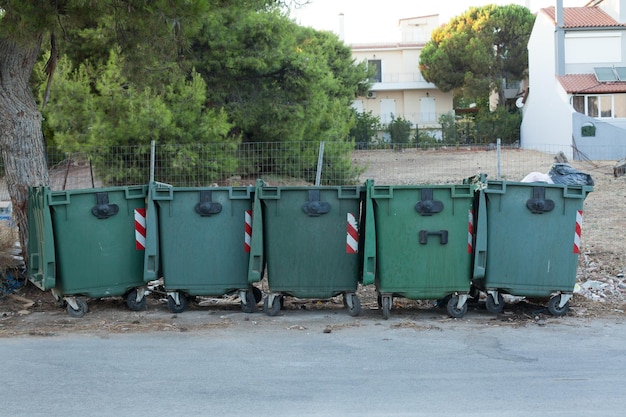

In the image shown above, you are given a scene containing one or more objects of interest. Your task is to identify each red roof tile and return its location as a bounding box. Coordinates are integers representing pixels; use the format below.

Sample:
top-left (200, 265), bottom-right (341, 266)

top-left (542, 6), bottom-right (626, 28)
top-left (558, 74), bottom-right (626, 93)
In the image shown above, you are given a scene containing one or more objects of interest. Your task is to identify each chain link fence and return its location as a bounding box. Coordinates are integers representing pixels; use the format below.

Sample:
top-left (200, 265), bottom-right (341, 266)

top-left (0, 141), bottom-right (613, 199)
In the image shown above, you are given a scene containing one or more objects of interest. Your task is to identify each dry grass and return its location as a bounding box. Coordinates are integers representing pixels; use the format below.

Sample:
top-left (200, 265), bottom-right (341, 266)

top-left (0, 223), bottom-right (20, 271)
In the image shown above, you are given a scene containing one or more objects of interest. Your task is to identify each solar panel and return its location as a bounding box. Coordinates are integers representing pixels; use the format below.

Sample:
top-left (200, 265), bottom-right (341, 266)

top-left (594, 67), bottom-right (618, 82)
top-left (615, 67), bottom-right (626, 81)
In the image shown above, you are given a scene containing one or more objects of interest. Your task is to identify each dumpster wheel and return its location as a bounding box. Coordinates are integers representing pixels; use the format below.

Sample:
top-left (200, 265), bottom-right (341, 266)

top-left (380, 295), bottom-right (392, 320)
top-left (547, 294), bottom-right (570, 316)
top-left (126, 288), bottom-right (147, 311)
top-left (66, 298), bottom-right (89, 318)
top-left (344, 293), bottom-right (361, 317)
top-left (263, 294), bottom-right (283, 316)
top-left (167, 292), bottom-right (188, 314)
top-left (446, 295), bottom-right (468, 319)
top-left (240, 287), bottom-right (262, 314)
top-left (485, 292), bottom-right (505, 314)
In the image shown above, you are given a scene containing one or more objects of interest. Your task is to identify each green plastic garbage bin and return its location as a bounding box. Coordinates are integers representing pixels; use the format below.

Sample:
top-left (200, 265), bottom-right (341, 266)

top-left (472, 180), bottom-right (593, 316)
top-left (28, 185), bottom-right (149, 317)
top-left (248, 182), bottom-right (365, 317)
top-left (364, 180), bottom-right (476, 319)
top-left (143, 183), bottom-right (261, 313)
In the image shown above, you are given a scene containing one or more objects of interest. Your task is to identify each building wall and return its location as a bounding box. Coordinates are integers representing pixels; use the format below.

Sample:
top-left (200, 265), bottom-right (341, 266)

top-left (351, 44), bottom-right (453, 128)
top-left (573, 112), bottom-right (626, 159)
top-left (399, 15), bottom-right (440, 43)
top-left (522, 10), bottom-right (575, 156)
top-left (355, 89), bottom-right (451, 127)
top-left (564, 31), bottom-right (624, 74)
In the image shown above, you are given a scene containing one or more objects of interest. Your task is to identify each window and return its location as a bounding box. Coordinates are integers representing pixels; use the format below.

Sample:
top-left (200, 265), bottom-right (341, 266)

top-left (599, 96), bottom-right (612, 117)
top-left (614, 95), bottom-right (626, 118)
top-left (572, 94), bottom-right (626, 119)
top-left (587, 96), bottom-right (598, 117)
top-left (573, 96), bottom-right (584, 114)
top-left (368, 59), bottom-right (381, 83)
top-left (379, 99), bottom-right (396, 124)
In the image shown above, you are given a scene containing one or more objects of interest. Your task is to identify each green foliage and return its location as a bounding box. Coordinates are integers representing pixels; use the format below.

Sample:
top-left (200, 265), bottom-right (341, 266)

top-left (415, 129), bottom-right (440, 148)
top-left (235, 140), bottom-right (363, 185)
top-left (473, 107), bottom-right (521, 144)
top-left (350, 110), bottom-right (381, 149)
top-left (318, 140), bottom-right (364, 185)
top-left (7, 0), bottom-right (370, 187)
top-left (419, 4), bottom-right (535, 103)
top-left (439, 112), bottom-right (459, 144)
top-left (41, 50), bottom-right (236, 185)
top-left (456, 117), bottom-right (476, 144)
top-left (188, 8), bottom-right (369, 183)
top-left (387, 115), bottom-right (413, 146)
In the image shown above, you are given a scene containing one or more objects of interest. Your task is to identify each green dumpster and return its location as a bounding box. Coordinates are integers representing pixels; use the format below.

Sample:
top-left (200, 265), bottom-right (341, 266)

top-left (248, 182), bottom-right (365, 317)
top-left (28, 185), bottom-right (149, 317)
top-left (143, 183), bottom-right (261, 313)
top-left (472, 180), bottom-right (593, 316)
top-left (364, 180), bottom-right (476, 319)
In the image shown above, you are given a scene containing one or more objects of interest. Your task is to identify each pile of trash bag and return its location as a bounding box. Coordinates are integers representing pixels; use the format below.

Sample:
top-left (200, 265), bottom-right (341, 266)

top-left (522, 163), bottom-right (594, 186)
top-left (548, 163), bottom-right (594, 186)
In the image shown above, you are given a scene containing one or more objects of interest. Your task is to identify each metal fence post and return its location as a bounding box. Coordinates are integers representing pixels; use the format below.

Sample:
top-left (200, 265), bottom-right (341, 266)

top-left (497, 138), bottom-right (501, 180)
top-left (315, 141), bottom-right (325, 186)
top-left (150, 140), bottom-right (155, 183)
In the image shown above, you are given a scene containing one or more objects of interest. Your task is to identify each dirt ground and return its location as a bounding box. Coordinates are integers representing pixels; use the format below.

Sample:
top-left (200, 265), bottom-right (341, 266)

top-left (1, 148), bottom-right (625, 336)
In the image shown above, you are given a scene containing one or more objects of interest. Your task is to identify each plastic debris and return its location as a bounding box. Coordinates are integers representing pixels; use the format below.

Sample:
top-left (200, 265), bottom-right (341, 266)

top-left (548, 163), bottom-right (594, 186)
top-left (521, 172), bottom-right (554, 183)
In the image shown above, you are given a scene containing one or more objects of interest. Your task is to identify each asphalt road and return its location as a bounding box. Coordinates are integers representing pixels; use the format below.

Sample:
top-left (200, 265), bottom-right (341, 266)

top-left (1, 312), bottom-right (625, 417)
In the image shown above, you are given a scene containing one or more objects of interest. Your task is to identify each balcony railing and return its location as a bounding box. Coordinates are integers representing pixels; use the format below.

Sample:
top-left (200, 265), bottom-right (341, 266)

top-left (374, 72), bottom-right (427, 83)
top-left (378, 112), bottom-right (442, 126)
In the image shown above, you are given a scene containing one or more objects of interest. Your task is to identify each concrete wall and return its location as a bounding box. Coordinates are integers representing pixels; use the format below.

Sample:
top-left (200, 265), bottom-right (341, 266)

top-left (573, 112), bottom-right (626, 160)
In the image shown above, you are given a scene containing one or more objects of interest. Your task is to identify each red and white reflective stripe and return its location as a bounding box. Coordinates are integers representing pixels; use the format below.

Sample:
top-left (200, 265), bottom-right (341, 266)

top-left (467, 209), bottom-right (474, 254)
top-left (244, 210), bottom-right (252, 252)
top-left (573, 210), bottom-right (583, 254)
top-left (134, 208), bottom-right (146, 250)
top-left (346, 212), bottom-right (359, 254)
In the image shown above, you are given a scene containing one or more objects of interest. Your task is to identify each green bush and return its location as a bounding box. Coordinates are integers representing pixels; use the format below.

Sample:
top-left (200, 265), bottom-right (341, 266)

top-left (474, 107), bottom-right (521, 144)
top-left (415, 129), bottom-right (440, 148)
top-left (439, 112), bottom-right (459, 144)
top-left (387, 114), bottom-right (413, 147)
top-left (350, 110), bottom-right (381, 149)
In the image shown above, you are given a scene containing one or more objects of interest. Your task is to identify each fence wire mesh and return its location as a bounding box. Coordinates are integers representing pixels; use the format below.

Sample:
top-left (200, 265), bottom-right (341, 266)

top-left (0, 142), bottom-right (605, 198)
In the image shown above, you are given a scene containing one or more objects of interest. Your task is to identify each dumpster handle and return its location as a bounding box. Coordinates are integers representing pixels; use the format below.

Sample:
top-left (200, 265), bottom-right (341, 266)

top-left (195, 190), bottom-right (223, 217)
top-left (415, 189), bottom-right (444, 216)
top-left (302, 189), bottom-right (331, 217)
top-left (526, 186), bottom-right (555, 214)
top-left (91, 192), bottom-right (119, 219)
top-left (419, 230), bottom-right (448, 245)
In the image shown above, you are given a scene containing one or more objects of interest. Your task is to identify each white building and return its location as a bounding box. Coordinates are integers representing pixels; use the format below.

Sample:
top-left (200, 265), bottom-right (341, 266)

top-left (521, 0), bottom-right (626, 160)
top-left (350, 15), bottom-right (454, 133)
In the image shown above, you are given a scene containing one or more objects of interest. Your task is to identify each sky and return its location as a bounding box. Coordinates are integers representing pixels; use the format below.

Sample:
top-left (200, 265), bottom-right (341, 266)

top-left (289, 0), bottom-right (591, 44)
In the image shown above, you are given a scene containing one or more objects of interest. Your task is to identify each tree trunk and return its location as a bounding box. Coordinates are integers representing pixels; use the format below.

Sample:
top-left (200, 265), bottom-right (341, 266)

top-left (0, 35), bottom-right (50, 264)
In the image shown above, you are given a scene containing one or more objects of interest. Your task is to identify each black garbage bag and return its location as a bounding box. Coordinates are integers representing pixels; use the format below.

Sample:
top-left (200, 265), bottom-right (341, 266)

top-left (548, 163), bottom-right (594, 186)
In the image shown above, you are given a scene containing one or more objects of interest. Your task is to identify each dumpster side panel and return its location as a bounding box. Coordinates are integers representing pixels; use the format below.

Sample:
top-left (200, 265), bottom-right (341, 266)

top-left (482, 182), bottom-right (591, 297)
top-left (27, 187), bottom-right (56, 291)
top-left (373, 185), bottom-right (473, 299)
top-left (156, 187), bottom-right (252, 295)
top-left (261, 187), bottom-right (362, 299)
top-left (49, 186), bottom-right (147, 298)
